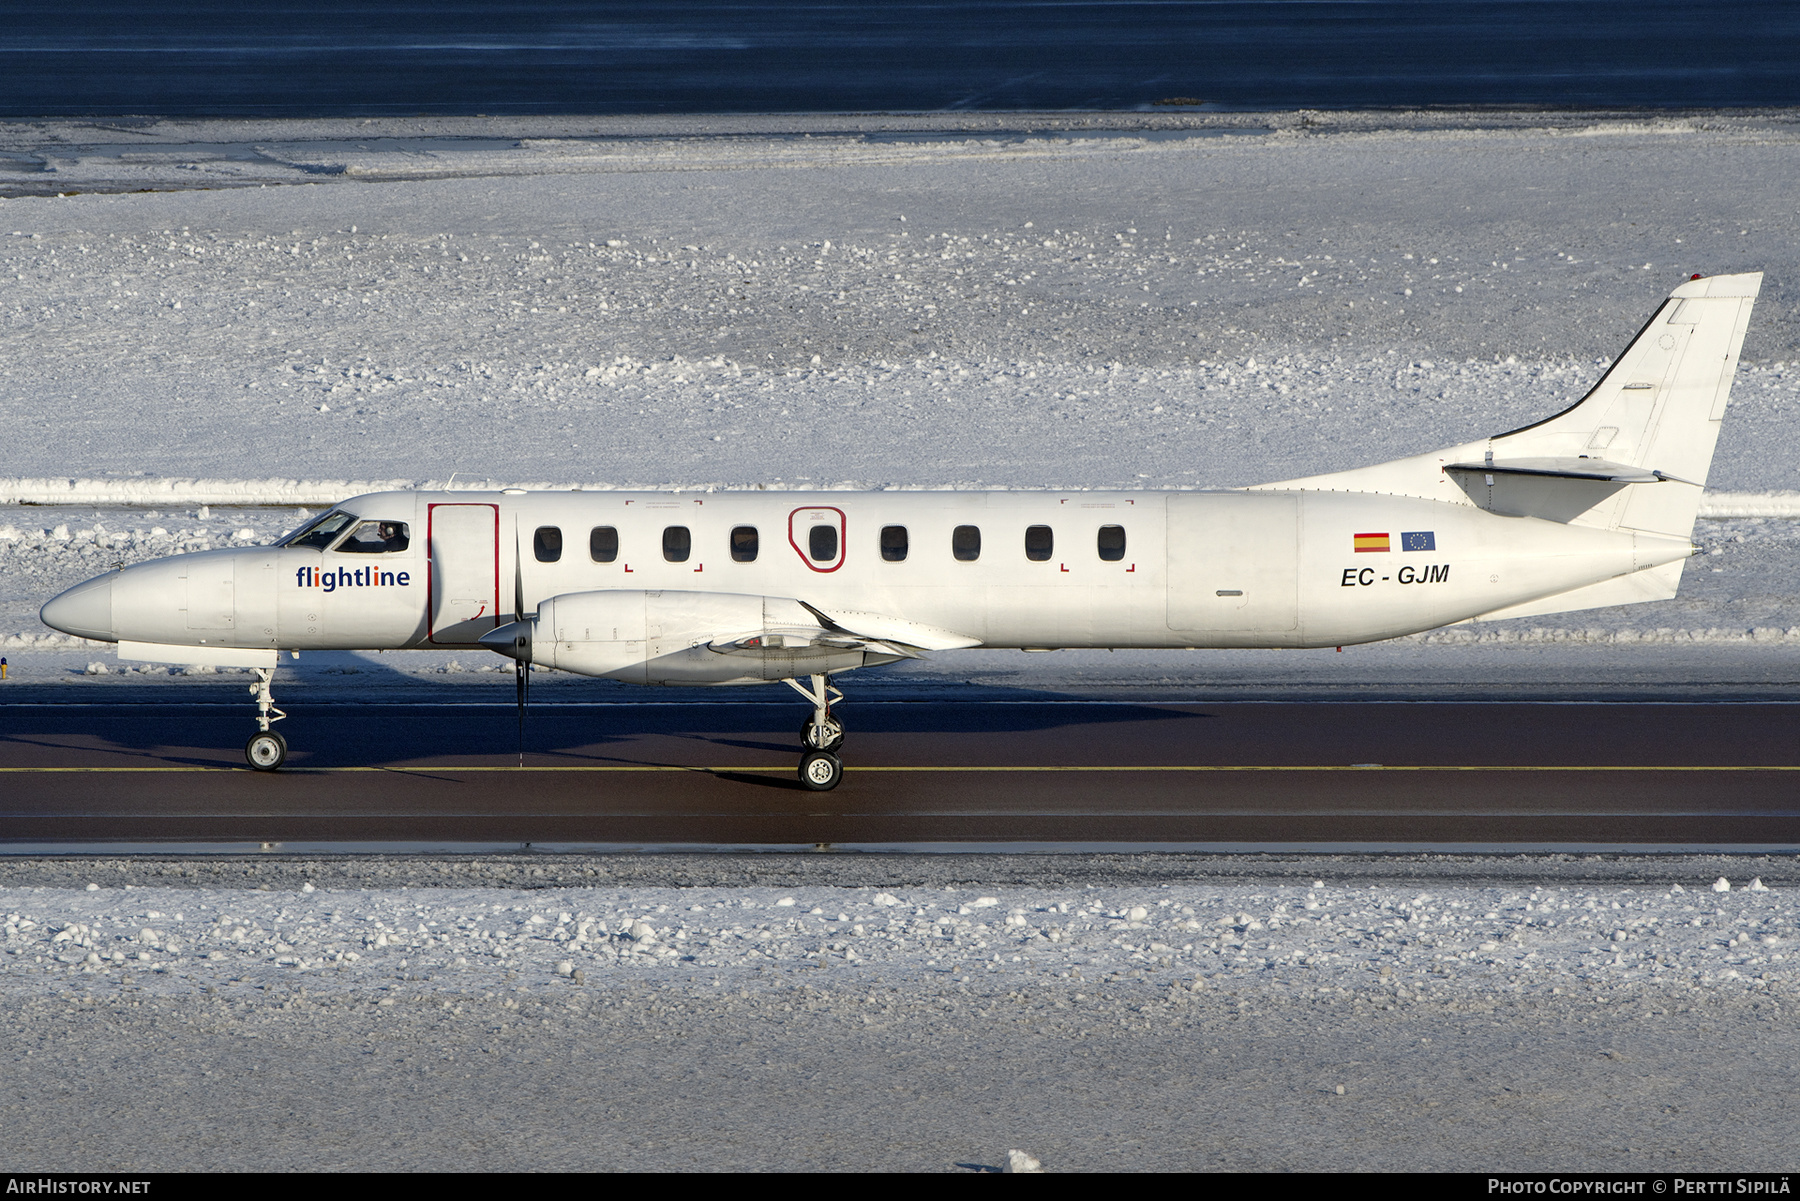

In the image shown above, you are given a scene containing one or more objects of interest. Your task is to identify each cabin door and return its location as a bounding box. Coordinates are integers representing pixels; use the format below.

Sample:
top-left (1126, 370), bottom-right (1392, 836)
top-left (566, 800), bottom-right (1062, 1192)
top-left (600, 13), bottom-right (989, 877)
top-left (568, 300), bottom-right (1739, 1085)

top-left (428, 503), bottom-right (500, 644)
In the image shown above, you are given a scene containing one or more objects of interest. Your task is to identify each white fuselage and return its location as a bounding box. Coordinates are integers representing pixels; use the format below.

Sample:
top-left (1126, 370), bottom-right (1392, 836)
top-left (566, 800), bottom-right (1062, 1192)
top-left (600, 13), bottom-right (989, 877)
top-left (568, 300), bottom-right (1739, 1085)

top-left (61, 486), bottom-right (1690, 673)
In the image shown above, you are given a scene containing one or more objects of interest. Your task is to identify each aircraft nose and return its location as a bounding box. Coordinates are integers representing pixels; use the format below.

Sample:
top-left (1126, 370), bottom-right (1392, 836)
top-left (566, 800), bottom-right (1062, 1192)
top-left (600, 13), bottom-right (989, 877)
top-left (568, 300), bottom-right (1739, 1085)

top-left (40, 573), bottom-right (116, 642)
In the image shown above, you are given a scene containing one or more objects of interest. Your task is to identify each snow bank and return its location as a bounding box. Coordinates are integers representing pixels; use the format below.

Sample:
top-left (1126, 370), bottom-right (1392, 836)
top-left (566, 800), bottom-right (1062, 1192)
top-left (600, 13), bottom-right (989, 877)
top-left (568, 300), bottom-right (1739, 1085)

top-left (0, 478), bottom-right (420, 507)
top-left (1413, 625), bottom-right (1800, 645)
top-left (1698, 493), bottom-right (1800, 518)
top-left (2, 880), bottom-right (1793, 1003)
top-left (1, 631), bottom-right (107, 649)
top-left (5, 479), bottom-right (1797, 514)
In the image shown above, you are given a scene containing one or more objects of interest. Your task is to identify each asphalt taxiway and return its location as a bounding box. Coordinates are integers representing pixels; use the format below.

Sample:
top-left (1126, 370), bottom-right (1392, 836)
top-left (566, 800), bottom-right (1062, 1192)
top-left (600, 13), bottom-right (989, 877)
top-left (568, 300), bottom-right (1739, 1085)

top-left (3, 699), bottom-right (1799, 847)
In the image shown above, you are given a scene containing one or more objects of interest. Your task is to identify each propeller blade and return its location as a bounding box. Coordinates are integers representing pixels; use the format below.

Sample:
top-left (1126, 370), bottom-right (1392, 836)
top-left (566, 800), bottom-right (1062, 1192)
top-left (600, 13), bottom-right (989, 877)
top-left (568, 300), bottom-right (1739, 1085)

top-left (512, 522), bottom-right (530, 767)
top-left (516, 657), bottom-right (526, 767)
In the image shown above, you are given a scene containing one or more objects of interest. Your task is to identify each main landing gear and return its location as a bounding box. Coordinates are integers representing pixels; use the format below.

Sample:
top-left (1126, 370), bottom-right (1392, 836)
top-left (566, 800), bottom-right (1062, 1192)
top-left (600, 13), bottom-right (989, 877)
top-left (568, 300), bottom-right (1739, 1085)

top-left (785, 672), bottom-right (845, 791)
top-left (244, 667), bottom-right (289, 771)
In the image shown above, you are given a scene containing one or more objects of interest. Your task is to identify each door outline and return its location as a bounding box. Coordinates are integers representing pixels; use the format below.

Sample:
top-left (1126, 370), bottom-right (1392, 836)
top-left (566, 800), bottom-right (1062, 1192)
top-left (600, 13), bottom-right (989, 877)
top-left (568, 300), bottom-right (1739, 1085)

top-left (1165, 493), bottom-right (1299, 632)
top-left (428, 502), bottom-right (500, 644)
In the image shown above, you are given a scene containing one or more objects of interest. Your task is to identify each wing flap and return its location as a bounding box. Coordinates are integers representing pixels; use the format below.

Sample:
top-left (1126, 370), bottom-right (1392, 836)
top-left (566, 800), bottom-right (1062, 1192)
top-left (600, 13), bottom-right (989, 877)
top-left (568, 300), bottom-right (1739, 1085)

top-left (707, 628), bottom-right (922, 659)
top-left (806, 606), bottom-right (983, 650)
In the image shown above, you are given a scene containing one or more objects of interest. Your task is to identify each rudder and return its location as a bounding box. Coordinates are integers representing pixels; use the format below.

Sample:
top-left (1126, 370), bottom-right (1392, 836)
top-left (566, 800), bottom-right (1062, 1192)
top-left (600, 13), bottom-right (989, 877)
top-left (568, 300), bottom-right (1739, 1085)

top-left (1486, 271), bottom-right (1760, 539)
top-left (1252, 272), bottom-right (1762, 546)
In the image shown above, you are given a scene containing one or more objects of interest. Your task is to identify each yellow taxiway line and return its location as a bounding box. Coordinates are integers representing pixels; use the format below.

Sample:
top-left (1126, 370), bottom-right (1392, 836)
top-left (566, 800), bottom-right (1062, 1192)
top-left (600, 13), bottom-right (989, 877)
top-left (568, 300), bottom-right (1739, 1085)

top-left (1, 764), bottom-right (1799, 774)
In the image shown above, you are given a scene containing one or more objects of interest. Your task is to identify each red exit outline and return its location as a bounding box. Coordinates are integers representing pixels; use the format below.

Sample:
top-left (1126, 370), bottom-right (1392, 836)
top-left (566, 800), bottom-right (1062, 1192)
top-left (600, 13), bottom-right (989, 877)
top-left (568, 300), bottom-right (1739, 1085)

top-left (787, 506), bottom-right (847, 573)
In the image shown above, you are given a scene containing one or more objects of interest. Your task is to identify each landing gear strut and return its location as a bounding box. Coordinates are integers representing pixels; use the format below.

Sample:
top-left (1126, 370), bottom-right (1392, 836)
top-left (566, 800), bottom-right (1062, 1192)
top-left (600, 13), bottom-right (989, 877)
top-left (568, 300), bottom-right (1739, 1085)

top-left (244, 666), bottom-right (289, 771)
top-left (785, 672), bottom-right (844, 790)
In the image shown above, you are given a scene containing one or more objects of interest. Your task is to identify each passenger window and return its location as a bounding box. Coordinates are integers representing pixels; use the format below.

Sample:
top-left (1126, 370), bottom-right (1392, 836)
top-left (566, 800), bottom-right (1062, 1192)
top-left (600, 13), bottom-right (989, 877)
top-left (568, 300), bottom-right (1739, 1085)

top-left (337, 520), bottom-right (410, 554)
top-left (532, 527), bottom-right (562, 563)
top-left (808, 524), bottom-right (838, 562)
top-left (1098, 525), bottom-right (1126, 561)
top-left (1024, 525), bottom-right (1053, 562)
top-left (589, 526), bottom-right (618, 563)
top-left (731, 526), bottom-right (758, 562)
top-left (663, 525), bottom-right (691, 563)
top-left (880, 525), bottom-right (909, 562)
top-left (953, 525), bottom-right (981, 562)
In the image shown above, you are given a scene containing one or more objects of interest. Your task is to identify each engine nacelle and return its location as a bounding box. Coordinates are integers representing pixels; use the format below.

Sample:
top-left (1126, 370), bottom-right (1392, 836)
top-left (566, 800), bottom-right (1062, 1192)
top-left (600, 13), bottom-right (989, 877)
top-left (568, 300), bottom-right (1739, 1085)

top-left (482, 590), bottom-right (902, 685)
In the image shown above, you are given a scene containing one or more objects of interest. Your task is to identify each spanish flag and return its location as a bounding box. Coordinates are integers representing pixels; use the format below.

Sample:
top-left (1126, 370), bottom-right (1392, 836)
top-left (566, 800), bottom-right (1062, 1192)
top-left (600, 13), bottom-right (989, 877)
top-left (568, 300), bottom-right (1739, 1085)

top-left (1353, 532), bottom-right (1390, 553)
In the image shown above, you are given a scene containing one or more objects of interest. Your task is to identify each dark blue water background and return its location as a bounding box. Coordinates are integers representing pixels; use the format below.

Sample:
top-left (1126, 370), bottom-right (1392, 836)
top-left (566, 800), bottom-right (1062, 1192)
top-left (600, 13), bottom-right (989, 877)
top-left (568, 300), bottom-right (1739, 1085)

top-left (4, 2), bottom-right (1798, 116)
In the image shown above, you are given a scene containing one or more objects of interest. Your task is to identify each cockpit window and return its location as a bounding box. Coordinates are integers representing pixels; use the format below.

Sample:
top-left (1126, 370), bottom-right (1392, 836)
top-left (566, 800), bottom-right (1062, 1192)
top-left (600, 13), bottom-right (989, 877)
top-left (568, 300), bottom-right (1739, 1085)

top-left (277, 510), bottom-right (357, 550)
top-left (336, 520), bottom-right (411, 554)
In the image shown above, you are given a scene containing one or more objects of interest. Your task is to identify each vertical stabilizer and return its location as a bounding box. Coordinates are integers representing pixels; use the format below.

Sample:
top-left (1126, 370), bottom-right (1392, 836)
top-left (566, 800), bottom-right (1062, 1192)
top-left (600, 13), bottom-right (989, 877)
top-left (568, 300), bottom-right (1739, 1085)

top-left (1484, 272), bottom-right (1760, 539)
top-left (1253, 273), bottom-right (1761, 546)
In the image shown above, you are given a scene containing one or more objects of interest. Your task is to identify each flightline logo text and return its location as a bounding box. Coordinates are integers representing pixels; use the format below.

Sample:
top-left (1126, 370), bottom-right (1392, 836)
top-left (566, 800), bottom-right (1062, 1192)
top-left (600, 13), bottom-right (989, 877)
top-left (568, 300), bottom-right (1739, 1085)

top-left (295, 566), bottom-right (412, 593)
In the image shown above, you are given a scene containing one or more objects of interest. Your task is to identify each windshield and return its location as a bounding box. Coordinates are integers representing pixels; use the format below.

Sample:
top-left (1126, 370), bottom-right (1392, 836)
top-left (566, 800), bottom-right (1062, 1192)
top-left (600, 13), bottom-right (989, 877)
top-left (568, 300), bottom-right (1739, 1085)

top-left (337, 520), bottom-right (411, 553)
top-left (276, 510), bottom-right (357, 550)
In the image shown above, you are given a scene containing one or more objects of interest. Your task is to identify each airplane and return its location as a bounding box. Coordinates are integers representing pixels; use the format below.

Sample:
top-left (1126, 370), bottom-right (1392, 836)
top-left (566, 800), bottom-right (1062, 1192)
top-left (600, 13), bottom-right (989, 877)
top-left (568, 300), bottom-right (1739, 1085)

top-left (39, 271), bottom-right (1761, 790)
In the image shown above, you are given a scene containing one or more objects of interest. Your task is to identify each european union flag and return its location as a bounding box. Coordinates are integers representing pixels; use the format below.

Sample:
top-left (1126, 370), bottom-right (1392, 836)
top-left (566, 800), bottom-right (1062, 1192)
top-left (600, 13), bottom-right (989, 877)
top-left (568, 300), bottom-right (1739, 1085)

top-left (1401, 531), bottom-right (1436, 552)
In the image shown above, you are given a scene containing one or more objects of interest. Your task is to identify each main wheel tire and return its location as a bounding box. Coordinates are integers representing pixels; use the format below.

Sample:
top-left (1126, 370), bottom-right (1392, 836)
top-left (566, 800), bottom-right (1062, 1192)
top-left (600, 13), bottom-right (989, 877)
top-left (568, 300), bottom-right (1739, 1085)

top-left (245, 730), bottom-right (288, 772)
top-left (798, 750), bottom-right (843, 791)
top-left (799, 717), bottom-right (846, 752)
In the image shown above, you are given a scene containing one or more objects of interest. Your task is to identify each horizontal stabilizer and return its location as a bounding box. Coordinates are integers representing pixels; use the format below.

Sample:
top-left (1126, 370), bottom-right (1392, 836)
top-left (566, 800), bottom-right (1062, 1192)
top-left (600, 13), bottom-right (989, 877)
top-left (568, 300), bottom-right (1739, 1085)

top-left (1443, 458), bottom-right (1687, 485)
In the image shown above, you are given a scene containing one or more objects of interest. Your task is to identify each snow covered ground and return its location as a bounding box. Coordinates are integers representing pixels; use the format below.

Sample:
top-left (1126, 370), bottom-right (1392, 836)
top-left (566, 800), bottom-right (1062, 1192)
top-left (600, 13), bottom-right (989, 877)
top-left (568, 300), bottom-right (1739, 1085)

top-left (8, 873), bottom-right (1793, 1003)
top-left (4, 111), bottom-right (1800, 493)
top-left (2, 858), bottom-right (1797, 1171)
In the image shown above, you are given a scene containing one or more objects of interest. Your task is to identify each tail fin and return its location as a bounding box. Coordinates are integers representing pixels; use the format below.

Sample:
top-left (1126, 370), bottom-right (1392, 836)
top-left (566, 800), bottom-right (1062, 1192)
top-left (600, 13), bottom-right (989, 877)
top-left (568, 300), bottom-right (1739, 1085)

top-left (1484, 271), bottom-right (1760, 539)
top-left (1256, 272), bottom-right (1761, 542)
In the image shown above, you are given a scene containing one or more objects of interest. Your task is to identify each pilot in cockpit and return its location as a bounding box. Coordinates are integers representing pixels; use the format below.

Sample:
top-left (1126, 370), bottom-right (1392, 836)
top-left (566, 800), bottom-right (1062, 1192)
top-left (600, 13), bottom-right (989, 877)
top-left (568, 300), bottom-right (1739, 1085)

top-left (337, 519), bottom-right (411, 553)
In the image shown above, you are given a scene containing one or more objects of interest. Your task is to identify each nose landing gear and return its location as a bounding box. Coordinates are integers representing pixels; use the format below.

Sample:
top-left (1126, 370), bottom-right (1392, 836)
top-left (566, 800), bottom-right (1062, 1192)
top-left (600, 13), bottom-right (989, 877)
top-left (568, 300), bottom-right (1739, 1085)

top-left (244, 667), bottom-right (289, 771)
top-left (785, 672), bottom-right (845, 790)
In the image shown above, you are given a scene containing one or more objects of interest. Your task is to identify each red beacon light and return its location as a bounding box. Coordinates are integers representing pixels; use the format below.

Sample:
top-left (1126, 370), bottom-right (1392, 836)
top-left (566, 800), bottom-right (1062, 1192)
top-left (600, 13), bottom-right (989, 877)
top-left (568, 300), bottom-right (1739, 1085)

top-left (1692, 273), bottom-right (1704, 280)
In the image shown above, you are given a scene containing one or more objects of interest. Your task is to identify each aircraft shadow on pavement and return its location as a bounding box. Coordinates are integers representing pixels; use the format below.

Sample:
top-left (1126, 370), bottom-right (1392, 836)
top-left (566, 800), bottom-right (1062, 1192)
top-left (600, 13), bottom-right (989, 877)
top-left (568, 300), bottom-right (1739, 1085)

top-left (0, 682), bottom-right (1201, 769)
top-left (705, 770), bottom-right (810, 791)
top-left (356, 696), bottom-right (1192, 765)
top-left (0, 732), bottom-right (240, 770)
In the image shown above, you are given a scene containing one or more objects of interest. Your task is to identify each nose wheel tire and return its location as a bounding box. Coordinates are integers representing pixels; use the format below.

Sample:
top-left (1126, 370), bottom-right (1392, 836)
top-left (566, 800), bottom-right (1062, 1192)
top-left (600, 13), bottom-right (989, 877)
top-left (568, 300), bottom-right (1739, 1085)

top-left (798, 750), bottom-right (843, 791)
top-left (799, 716), bottom-right (846, 752)
top-left (245, 730), bottom-right (288, 772)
